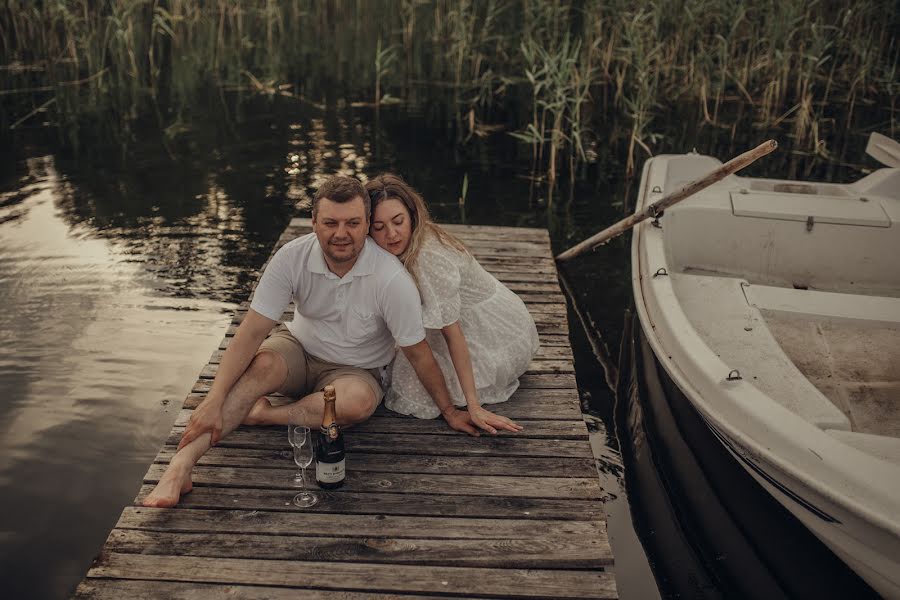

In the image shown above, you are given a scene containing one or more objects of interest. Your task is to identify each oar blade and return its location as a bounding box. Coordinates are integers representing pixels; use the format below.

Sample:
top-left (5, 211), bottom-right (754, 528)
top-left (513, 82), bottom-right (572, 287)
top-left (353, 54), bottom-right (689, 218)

top-left (865, 132), bottom-right (900, 168)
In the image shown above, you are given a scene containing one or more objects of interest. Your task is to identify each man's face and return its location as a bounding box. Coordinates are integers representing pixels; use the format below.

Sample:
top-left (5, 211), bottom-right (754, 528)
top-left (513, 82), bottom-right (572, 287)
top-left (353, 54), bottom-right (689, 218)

top-left (313, 196), bottom-right (369, 270)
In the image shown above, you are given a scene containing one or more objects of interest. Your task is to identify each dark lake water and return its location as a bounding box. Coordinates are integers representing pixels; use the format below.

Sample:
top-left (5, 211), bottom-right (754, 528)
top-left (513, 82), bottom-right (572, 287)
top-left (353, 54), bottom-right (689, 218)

top-left (0, 94), bottom-right (879, 599)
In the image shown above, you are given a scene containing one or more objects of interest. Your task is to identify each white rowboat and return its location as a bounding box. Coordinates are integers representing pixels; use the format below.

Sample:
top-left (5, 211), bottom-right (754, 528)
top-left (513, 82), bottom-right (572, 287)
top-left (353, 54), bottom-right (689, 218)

top-left (631, 141), bottom-right (900, 598)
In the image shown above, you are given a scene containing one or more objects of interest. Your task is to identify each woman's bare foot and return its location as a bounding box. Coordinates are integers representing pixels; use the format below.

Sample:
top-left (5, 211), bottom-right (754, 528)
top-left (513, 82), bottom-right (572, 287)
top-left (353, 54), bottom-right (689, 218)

top-left (242, 396), bottom-right (273, 425)
top-left (142, 463), bottom-right (193, 508)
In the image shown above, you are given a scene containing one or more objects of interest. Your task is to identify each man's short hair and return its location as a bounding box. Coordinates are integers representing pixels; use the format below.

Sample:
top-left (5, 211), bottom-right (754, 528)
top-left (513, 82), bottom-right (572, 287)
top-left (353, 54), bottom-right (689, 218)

top-left (313, 175), bottom-right (369, 218)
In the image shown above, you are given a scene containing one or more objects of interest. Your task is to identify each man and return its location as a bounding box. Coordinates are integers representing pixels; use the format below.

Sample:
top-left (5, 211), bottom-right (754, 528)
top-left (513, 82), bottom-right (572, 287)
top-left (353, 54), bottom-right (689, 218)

top-left (143, 175), bottom-right (514, 508)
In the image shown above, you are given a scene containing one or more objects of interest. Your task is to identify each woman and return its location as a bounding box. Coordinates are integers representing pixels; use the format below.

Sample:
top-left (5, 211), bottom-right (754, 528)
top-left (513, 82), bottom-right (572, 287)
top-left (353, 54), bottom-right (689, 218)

top-left (365, 173), bottom-right (540, 432)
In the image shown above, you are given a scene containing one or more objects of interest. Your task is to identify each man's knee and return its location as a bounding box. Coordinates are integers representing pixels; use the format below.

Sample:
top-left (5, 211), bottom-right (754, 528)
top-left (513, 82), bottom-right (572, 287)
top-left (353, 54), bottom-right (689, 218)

top-left (336, 380), bottom-right (378, 425)
top-left (247, 351), bottom-right (287, 388)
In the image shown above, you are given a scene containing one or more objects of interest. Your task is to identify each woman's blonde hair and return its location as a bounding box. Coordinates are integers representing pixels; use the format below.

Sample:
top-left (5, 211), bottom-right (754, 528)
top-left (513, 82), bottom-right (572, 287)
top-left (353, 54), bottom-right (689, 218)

top-left (365, 173), bottom-right (467, 287)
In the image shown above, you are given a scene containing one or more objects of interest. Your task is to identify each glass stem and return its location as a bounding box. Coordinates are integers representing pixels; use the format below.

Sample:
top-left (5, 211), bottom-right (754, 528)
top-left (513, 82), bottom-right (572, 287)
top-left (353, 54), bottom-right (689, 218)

top-left (299, 467), bottom-right (306, 491)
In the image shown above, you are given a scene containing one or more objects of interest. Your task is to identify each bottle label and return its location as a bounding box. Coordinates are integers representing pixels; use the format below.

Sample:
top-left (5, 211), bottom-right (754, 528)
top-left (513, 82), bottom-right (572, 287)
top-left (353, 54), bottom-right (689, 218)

top-left (316, 458), bottom-right (345, 483)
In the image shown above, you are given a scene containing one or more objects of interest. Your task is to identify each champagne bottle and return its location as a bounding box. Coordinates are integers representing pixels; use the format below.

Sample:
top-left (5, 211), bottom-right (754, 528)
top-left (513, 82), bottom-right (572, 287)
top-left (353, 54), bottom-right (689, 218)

top-left (315, 385), bottom-right (345, 489)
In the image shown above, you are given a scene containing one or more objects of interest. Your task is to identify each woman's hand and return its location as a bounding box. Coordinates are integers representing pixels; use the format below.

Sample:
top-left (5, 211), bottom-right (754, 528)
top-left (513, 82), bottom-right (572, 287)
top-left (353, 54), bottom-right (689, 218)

top-left (468, 405), bottom-right (523, 435)
top-left (441, 407), bottom-right (480, 437)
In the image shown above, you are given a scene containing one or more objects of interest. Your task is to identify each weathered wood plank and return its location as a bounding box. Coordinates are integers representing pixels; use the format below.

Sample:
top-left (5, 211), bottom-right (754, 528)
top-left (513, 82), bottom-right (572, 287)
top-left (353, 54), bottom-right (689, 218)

top-left (469, 247), bottom-right (558, 258)
top-left (456, 236), bottom-right (549, 247)
top-left (133, 485), bottom-right (605, 520)
top-left (104, 529), bottom-right (611, 568)
top-left (227, 324), bottom-right (572, 352)
top-left (75, 579), bottom-right (468, 600)
top-left (87, 553), bottom-right (618, 599)
top-left (455, 234), bottom-right (550, 245)
top-left (180, 387), bottom-right (583, 419)
top-left (455, 233), bottom-right (550, 244)
top-left (141, 464), bottom-right (602, 499)
top-left (534, 334), bottom-right (573, 347)
top-left (476, 270), bottom-right (560, 283)
top-left (530, 304), bottom-right (565, 319)
top-left (325, 414), bottom-right (586, 436)
top-left (174, 410), bottom-right (587, 438)
top-left (459, 389), bottom-right (582, 419)
top-left (532, 343), bottom-right (575, 359)
top-left (114, 507), bottom-right (604, 540)
top-left (246, 303), bottom-right (567, 316)
top-left (515, 292), bottom-right (567, 304)
top-left (225, 313), bottom-right (569, 337)
top-left (426, 224), bottom-right (549, 237)
top-left (231, 298), bottom-right (567, 315)
top-left (443, 239), bottom-right (556, 253)
top-left (208, 343), bottom-right (573, 364)
top-left (152, 446), bottom-right (597, 477)
top-left (190, 373), bottom-right (576, 393)
top-left (478, 261), bottom-right (560, 274)
top-left (466, 254), bottom-right (556, 265)
top-left (164, 428), bottom-right (593, 458)
top-left (519, 373), bottom-right (578, 387)
top-left (199, 356), bottom-right (572, 380)
top-left (455, 232), bottom-right (550, 243)
top-left (217, 330), bottom-right (573, 349)
top-left (232, 305), bottom-right (565, 324)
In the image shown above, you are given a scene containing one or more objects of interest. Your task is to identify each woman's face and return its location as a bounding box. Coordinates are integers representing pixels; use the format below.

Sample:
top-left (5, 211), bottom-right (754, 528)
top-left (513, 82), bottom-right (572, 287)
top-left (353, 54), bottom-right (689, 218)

top-left (370, 198), bottom-right (413, 256)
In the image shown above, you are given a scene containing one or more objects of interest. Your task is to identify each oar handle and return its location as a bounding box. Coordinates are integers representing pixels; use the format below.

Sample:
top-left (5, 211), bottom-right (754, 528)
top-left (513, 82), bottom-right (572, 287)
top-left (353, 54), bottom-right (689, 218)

top-left (555, 140), bottom-right (778, 263)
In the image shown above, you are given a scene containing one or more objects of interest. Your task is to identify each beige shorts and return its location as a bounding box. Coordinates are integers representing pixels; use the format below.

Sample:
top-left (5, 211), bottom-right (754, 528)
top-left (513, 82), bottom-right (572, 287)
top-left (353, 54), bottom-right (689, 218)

top-left (257, 325), bottom-right (385, 402)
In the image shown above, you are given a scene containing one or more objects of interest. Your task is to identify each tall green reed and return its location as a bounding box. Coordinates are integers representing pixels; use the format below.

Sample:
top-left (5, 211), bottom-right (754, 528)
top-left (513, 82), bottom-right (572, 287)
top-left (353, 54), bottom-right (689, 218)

top-left (1, 0), bottom-right (896, 180)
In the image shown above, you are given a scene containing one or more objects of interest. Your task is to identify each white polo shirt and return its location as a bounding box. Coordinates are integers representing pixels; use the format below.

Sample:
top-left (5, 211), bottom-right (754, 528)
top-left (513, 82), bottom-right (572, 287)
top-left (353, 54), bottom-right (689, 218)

top-left (250, 234), bottom-right (425, 369)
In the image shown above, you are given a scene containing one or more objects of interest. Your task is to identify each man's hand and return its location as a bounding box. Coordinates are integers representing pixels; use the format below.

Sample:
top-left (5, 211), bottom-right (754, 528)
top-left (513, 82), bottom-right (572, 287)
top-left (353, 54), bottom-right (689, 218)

top-left (468, 405), bottom-right (523, 435)
top-left (441, 407), bottom-right (480, 437)
top-left (178, 399), bottom-right (224, 450)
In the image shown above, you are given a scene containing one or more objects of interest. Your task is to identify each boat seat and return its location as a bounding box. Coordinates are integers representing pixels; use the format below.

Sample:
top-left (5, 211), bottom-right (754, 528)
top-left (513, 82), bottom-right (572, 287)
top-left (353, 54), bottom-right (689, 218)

top-left (731, 190), bottom-right (892, 227)
top-left (744, 285), bottom-right (900, 326)
top-left (671, 272), bottom-right (852, 431)
top-left (826, 430), bottom-right (900, 467)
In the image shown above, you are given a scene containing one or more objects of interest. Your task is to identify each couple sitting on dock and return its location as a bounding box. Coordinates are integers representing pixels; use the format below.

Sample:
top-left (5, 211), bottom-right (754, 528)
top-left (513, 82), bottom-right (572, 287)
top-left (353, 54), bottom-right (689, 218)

top-left (144, 173), bottom-right (540, 507)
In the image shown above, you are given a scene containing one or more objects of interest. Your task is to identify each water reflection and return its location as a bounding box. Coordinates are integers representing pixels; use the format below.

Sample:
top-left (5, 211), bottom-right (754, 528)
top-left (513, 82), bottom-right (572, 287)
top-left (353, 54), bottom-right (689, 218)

top-left (573, 320), bottom-right (661, 600)
top-left (0, 157), bottom-right (230, 598)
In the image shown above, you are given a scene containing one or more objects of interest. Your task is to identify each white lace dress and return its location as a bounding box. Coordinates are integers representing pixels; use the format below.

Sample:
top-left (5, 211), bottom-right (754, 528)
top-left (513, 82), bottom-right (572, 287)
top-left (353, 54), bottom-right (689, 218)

top-left (385, 233), bottom-right (540, 418)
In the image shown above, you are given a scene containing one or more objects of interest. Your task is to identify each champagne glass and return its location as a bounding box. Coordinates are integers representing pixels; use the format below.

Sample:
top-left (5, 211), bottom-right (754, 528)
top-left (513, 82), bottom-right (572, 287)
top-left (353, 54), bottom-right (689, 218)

top-left (287, 404), bottom-right (308, 486)
top-left (287, 404), bottom-right (307, 447)
top-left (291, 426), bottom-right (318, 508)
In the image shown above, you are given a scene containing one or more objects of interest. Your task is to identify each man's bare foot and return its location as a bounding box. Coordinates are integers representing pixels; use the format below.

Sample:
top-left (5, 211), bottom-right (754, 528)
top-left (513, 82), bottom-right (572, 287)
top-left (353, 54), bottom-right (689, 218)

top-left (142, 464), bottom-right (193, 508)
top-left (242, 396), bottom-right (273, 425)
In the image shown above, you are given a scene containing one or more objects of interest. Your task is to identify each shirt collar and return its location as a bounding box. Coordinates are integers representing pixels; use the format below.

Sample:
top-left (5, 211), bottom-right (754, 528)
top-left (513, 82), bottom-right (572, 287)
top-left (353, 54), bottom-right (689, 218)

top-left (307, 236), bottom-right (376, 281)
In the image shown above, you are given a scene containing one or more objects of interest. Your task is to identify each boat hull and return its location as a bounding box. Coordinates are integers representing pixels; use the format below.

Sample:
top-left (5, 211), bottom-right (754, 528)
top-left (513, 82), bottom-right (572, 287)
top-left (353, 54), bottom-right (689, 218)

top-left (619, 310), bottom-right (878, 599)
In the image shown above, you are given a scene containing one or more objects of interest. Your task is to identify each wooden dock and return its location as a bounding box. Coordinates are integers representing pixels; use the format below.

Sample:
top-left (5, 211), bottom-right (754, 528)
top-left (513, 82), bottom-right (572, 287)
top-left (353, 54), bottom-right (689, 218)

top-left (75, 218), bottom-right (618, 599)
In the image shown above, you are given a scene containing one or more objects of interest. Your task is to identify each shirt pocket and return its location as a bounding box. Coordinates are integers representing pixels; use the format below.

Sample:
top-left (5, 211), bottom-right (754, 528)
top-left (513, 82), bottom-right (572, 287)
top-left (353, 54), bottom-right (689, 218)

top-left (347, 307), bottom-right (379, 342)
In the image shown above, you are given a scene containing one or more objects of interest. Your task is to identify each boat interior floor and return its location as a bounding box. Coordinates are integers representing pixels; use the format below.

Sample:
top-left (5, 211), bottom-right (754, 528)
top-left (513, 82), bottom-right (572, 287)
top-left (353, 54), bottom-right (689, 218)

top-left (671, 271), bottom-right (900, 465)
top-left (765, 315), bottom-right (900, 439)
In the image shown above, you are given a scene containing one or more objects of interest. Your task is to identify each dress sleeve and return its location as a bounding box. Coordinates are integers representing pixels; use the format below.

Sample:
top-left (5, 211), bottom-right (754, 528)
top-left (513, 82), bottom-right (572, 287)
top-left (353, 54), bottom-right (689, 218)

top-left (415, 245), bottom-right (462, 329)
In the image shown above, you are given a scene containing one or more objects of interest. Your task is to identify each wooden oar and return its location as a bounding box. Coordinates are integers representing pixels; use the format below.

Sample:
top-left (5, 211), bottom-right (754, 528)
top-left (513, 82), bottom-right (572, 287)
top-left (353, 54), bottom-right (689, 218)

top-left (865, 132), bottom-right (900, 167)
top-left (555, 139), bottom-right (778, 263)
